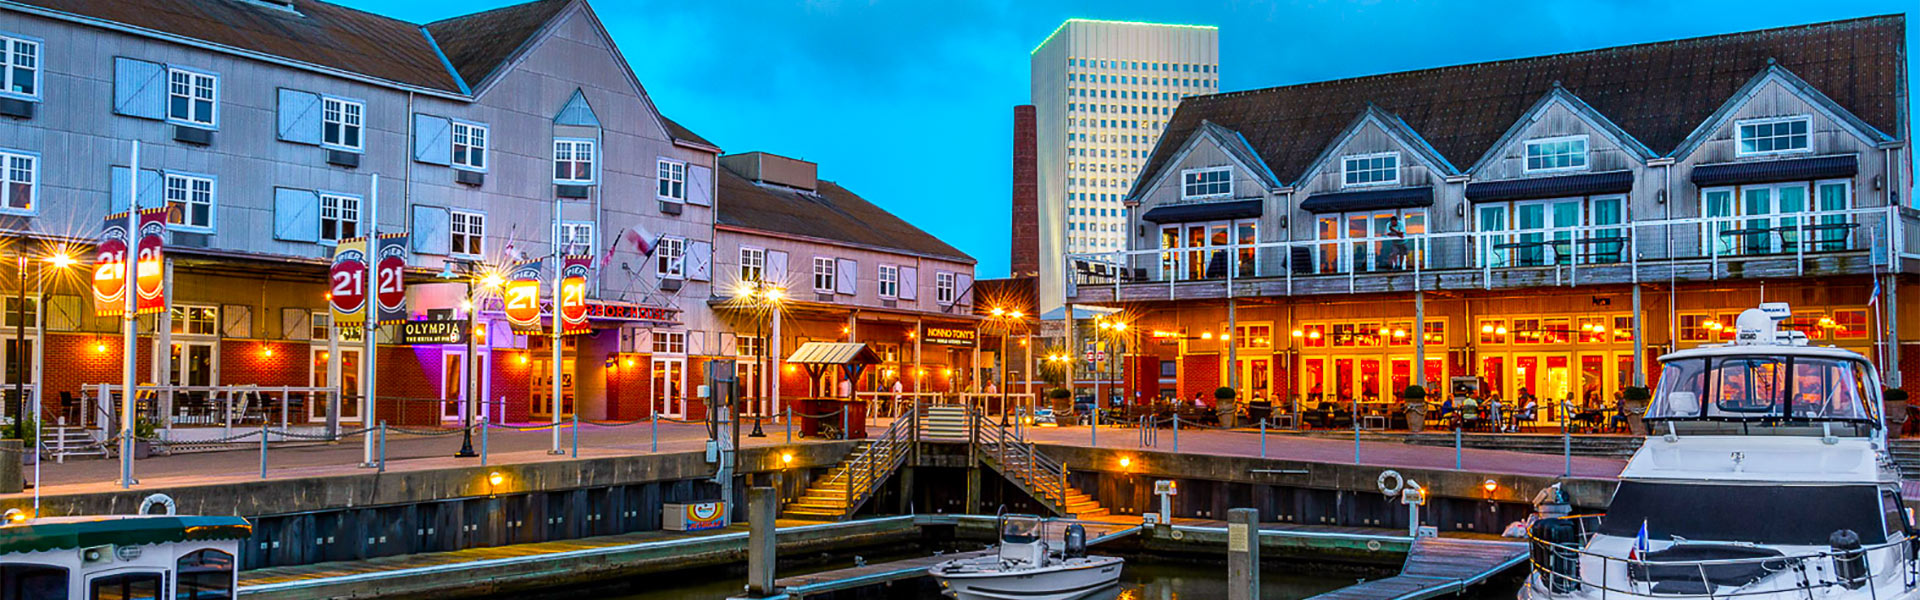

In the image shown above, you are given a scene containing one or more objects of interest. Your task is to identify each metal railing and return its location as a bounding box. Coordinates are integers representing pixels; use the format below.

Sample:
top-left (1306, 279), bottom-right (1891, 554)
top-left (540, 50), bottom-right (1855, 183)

top-left (1528, 514), bottom-right (1918, 599)
top-left (1068, 206), bottom-right (1914, 299)
top-left (973, 409), bottom-right (1072, 512)
top-left (814, 409), bottom-right (916, 519)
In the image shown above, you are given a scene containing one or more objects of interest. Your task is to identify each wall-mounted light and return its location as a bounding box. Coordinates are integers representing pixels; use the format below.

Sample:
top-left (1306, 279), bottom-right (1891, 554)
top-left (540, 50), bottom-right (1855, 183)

top-left (489, 471), bottom-right (505, 486)
top-left (1656, 189), bottom-right (1668, 204)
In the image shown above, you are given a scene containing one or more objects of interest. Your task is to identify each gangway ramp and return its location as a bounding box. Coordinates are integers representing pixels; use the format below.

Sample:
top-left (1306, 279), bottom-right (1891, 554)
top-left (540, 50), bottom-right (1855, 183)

top-left (1306, 536), bottom-right (1529, 600)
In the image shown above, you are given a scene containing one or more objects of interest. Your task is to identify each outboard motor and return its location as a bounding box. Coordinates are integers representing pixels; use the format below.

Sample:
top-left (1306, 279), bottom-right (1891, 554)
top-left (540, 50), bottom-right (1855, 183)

top-left (1831, 529), bottom-right (1867, 589)
top-left (1063, 523), bottom-right (1087, 559)
top-left (1530, 517), bottom-right (1581, 593)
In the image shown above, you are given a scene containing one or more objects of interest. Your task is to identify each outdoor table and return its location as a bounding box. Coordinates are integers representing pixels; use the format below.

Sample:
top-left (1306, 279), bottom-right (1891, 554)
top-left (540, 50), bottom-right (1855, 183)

top-left (1716, 227), bottom-right (1773, 253)
top-left (1781, 222), bottom-right (1857, 252)
top-left (1493, 239), bottom-right (1568, 266)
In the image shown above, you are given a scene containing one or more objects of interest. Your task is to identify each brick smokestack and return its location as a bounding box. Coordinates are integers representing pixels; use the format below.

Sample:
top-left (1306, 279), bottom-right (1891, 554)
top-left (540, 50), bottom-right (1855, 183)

top-left (1010, 105), bottom-right (1038, 277)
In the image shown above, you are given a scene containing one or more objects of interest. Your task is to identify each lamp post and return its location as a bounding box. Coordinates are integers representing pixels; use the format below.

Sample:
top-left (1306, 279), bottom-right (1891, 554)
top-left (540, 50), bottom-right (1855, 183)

top-left (736, 280), bottom-right (786, 434)
top-left (9, 249), bottom-right (74, 442)
top-left (988, 307), bottom-right (1025, 427)
top-left (447, 264), bottom-right (503, 458)
top-left (1093, 317), bottom-right (1128, 432)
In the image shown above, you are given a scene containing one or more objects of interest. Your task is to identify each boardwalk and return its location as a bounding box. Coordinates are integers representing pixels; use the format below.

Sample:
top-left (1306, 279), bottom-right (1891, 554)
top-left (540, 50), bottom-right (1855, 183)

top-left (1307, 536), bottom-right (1530, 600)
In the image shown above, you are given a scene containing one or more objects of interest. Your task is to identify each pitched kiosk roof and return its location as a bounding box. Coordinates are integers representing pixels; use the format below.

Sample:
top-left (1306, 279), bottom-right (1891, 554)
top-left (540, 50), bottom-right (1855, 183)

top-left (1133, 15), bottom-right (1907, 196)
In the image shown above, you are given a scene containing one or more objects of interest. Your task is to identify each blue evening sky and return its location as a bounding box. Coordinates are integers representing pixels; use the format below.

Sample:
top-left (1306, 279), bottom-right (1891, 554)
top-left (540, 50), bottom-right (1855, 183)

top-left (347, 1), bottom-right (1916, 279)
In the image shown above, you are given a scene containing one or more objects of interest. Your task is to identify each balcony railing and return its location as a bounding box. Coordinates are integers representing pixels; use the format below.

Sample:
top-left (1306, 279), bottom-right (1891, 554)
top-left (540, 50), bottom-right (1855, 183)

top-left (1068, 206), bottom-right (1917, 300)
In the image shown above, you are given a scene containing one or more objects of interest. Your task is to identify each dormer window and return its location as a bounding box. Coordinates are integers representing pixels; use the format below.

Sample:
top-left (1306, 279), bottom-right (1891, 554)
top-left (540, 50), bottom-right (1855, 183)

top-left (1180, 167), bottom-right (1231, 199)
top-left (1736, 116), bottom-right (1810, 156)
top-left (1341, 152), bottom-right (1398, 187)
top-left (1524, 135), bottom-right (1588, 172)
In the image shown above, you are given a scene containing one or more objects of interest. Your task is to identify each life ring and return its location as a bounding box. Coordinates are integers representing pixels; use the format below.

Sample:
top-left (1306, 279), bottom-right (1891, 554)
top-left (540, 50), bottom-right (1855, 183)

top-left (1377, 470), bottom-right (1404, 497)
top-left (138, 493), bottom-right (176, 516)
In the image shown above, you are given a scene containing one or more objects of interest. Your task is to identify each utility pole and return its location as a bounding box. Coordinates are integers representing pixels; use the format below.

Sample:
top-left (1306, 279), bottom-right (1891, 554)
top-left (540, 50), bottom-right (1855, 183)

top-left (118, 141), bottom-right (140, 489)
top-left (360, 175), bottom-right (380, 468)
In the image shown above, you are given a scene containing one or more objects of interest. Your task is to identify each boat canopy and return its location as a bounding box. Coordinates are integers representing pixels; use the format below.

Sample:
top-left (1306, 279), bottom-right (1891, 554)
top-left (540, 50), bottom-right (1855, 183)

top-left (0, 515), bottom-right (252, 555)
top-left (1647, 353), bottom-right (1877, 424)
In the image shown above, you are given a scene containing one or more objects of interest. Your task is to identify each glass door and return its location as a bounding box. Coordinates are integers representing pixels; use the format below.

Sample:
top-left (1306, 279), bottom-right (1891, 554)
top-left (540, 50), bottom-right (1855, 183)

top-left (1301, 357), bottom-right (1326, 405)
top-left (1514, 202), bottom-right (1547, 266)
top-left (1774, 184), bottom-right (1808, 250)
top-left (1742, 187), bottom-right (1775, 254)
top-left (1548, 199), bottom-right (1581, 265)
top-left (1704, 188), bottom-right (1736, 254)
top-left (1242, 358), bottom-right (1271, 402)
top-left (1578, 354), bottom-right (1605, 411)
top-left (308, 347), bottom-right (361, 422)
top-left (1478, 205), bottom-right (1510, 268)
top-left (441, 349), bottom-right (489, 423)
top-left (1389, 357), bottom-right (1412, 399)
top-left (1590, 196), bottom-right (1624, 263)
top-left (531, 354), bottom-right (577, 420)
top-left (652, 356), bottom-right (685, 418)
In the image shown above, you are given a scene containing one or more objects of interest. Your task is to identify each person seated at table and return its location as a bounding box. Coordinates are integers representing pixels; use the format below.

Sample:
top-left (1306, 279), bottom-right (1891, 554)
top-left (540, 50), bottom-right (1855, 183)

top-left (1487, 395), bottom-right (1506, 432)
top-left (1517, 395), bottom-right (1539, 431)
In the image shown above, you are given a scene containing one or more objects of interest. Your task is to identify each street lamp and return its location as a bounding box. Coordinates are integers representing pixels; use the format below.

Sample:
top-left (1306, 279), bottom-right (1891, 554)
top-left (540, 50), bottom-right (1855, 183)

top-left (1093, 317), bottom-right (1129, 430)
top-left (736, 281), bottom-right (786, 437)
top-left (8, 247), bottom-right (75, 441)
top-left (444, 261), bottom-right (501, 459)
top-left (987, 307), bottom-right (1025, 427)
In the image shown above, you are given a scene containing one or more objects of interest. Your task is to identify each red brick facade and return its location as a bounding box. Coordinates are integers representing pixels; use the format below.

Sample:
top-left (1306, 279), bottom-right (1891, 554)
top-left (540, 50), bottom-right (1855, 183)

top-left (1177, 352), bottom-right (1220, 402)
top-left (1010, 105), bottom-right (1039, 278)
top-left (1122, 354), bottom-right (1159, 405)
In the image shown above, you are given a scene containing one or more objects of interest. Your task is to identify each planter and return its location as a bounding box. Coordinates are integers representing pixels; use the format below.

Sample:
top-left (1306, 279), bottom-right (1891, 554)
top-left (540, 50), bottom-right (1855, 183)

top-left (1405, 405), bottom-right (1429, 433)
top-left (1886, 399), bottom-right (1908, 437)
top-left (134, 440), bottom-right (154, 460)
top-left (1053, 398), bottom-right (1078, 427)
top-left (1217, 401), bottom-right (1239, 429)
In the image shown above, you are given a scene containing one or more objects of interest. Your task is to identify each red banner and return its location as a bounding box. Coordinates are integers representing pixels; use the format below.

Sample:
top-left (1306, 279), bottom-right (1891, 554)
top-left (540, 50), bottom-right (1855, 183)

top-left (329, 239), bottom-right (368, 326)
top-left (374, 234), bottom-right (409, 325)
top-left (94, 209), bottom-right (169, 316)
top-left (560, 255), bottom-right (592, 335)
top-left (502, 259), bottom-right (543, 331)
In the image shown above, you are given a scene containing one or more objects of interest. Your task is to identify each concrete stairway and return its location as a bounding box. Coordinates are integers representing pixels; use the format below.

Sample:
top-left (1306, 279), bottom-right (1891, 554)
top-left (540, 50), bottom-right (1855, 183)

top-left (786, 414), bottom-right (915, 521)
top-left (1890, 439), bottom-right (1920, 476)
top-left (919, 404), bottom-right (968, 442)
top-left (786, 440), bottom-right (873, 520)
top-left (42, 426), bottom-right (105, 460)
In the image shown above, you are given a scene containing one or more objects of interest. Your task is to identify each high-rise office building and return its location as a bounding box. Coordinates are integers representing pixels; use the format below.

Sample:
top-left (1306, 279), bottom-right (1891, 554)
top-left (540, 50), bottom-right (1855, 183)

top-left (1030, 19), bottom-right (1218, 314)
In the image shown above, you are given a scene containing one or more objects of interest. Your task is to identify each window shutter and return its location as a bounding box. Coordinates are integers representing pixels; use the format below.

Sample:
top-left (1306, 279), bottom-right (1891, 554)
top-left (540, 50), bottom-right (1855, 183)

top-left (221, 304), bottom-right (252, 338)
top-left (955, 274), bottom-right (974, 306)
top-left (687, 165), bottom-right (714, 206)
top-left (835, 258), bottom-right (857, 295)
top-left (281, 308), bottom-right (310, 341)
top-left (272, 187), bottom-right (320, 242)
top-left (899, 266), bottom-right (918, 301)
top-left (767, 250), bottom-right (788, 284)
top-left (47, 295), bottom-right (81, 331)
top-left (413, 114), bottom-right (452, 165)
top-left (110, 166), bottom-right (163, 212)
top-left (687, 240), bottom-right (712, 282)
top-left (410, 205), bottom-right (450, 255)
top-left (276, 89), bottom-right (322, 145)
top-left (112, 57), bottom-right (166, 120)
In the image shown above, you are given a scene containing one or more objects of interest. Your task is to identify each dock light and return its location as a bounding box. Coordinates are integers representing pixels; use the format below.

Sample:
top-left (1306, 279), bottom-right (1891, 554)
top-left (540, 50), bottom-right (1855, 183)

top-left (4, 508), bottom-right (25, 523)
top-left (1482, 479), bottom-right (1498, 494)
top-left (488, 471), bottom-right (504, 487)
top-left (781, 452), bottom-right (794, 466)
top-left (1119, 456), bottom-right (1132, 469)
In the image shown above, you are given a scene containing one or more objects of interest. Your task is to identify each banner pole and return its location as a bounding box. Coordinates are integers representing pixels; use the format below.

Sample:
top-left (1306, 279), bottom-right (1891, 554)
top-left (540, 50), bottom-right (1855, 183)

top-left (118, 140), bottom-right (139, 489)
top-left (361, 174), bottom-right (379, 468)
top-left (549, 197), bottom-right (564, 455)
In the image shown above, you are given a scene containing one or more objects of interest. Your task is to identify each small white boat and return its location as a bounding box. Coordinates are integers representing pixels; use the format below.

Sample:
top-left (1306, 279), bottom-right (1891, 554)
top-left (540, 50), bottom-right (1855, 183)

top-left (931, 514), bottom-right (1124, 600)
top-left (0, 494), bottom-right (251, 600)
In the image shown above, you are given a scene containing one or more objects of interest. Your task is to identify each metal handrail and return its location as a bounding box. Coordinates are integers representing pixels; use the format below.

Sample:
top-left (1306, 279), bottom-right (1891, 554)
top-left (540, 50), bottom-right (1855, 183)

top-left (822, 410), bottom-right (915, 517)
top-left (973, 411), bottom-right (1071, 507)
top-left (1528, 518), bottom-right (1913, 599)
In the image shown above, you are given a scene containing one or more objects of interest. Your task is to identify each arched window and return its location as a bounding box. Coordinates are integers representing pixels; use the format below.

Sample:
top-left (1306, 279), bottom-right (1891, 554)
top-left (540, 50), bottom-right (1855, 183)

top-left (176, 549), bottom-right (235, 599)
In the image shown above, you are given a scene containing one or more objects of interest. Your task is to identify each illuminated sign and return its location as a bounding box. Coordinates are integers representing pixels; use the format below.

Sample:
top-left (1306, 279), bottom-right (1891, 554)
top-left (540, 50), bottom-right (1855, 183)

top-left (922, 325), bottom-right (976, 348)
top-left (397, 319), bottom-right (467, 345)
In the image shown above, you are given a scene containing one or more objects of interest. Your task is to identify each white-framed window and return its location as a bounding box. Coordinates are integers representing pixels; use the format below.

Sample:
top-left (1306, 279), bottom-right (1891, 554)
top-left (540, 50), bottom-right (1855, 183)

top-left (1341, 152), bottom-right (1398, 187)
top-left (1524, 136), bottom-right (1588, 172)
top-left (1, 295), bottom-right (36, 328)
top-left (170, 305), bottom-right (217, 336)
top-left (450, 210), bottom-right (484, 257)
top-left (451, 121), bottom-right (487, 171)
top-left (656, 236), bottom-right (685, 279)
top-left (651, 330), bottom-right (687, 355)
top-left (321, 96), bottom-right (364, 151)
top-left (812, 257), bottom-right (835, 293)
top-left (0, 35), bottom-right (40, 99)
top-left (0, 149), bottom-right (35, 214)
top-left (553, 139), bottom-right (596, 184)
top-left (1180, 167), bottom-right (1231, 199)
top-left (737, 335), bottom-right (764, 358)
top-left (311, 311), bottom-right (362, 342)
top-left (318, 193), bottom-right (359, 243)
top-left (166, 68), bottom-right (217, 128)
top-left (1735, 116), bottom-right (1811, 156)
top-left (163, 172), bottom-right (214, 231)
top-left (935, 271), bottom-right (956, 305)
top-left (656, 159), bottom-right (686, 202)
top-left (559, 221), bottom-right (593, 255)
top-left (739, 247), bottom-right (765, 283)
top-left (877, 264), bottom-right (899, 299)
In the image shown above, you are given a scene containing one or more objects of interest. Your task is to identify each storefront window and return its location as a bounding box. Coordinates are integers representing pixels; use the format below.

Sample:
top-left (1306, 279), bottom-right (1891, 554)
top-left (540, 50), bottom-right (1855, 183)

top-left (1679, 313), bottom-right (1715, 342)
top-left (1479, 318), bottom-right (1507, 345)
top-left (1543, 318), bottom-right (1571, 344)
top-left (1578, 316), bottom-right (1608, 343)
top-left (1513, 318), bottom-right (1543, 344)
top-left (1612, 316), bottom-right (1634, 343)
top-left (1302, 358), bottom-right (1326, 401)
top-left (1422, 321), bottom-right (1445, 345)
top-left (1233, 324), bottom-right (1272, 348)
top-left (1834, 309), bottom-right (1868, 340)
top-left (1301, 324), bottom-right (1326, 348)
top-left (1387, 321), bottom-right (1413, 346)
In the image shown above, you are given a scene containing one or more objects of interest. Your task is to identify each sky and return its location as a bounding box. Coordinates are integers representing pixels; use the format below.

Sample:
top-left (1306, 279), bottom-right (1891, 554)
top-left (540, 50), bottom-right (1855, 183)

top-left (348, 0), bottom-right (1917, 279)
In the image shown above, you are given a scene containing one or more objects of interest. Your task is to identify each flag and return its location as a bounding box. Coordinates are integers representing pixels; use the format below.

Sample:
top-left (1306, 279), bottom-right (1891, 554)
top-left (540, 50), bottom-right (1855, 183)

top-left (603, 223), bottom-right (661, 265)
top-left (1629, 520), bottom-right (1649, 561)
top-left (1868, 279), bottom-right (1881, 307)
top-left (501, 223), bottom-right (522, 261)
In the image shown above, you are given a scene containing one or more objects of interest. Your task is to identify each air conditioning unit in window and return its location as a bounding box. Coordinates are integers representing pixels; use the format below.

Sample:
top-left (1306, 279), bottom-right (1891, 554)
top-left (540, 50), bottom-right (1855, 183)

top-left (556, 185), bottom-right (591, 199)
top-left (659, 201), bottom-right (682, 216)
top-left (173, 125), bottom-right (212, 146)
top-left (0, 98), bottom-right (33, 120)
top-left (327, 150), bottom-right (360, 169)
top-left (659, 279), bottom-right (682, 292)
top-left (455, 170), bottom-right (484, 186)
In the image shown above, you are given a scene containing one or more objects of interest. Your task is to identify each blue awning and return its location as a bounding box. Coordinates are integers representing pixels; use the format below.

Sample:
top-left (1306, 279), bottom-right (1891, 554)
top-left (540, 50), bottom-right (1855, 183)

top-left (1465, 171), bottom-right (1634, 203)
top-left (1690, 155), bottom-right (1858, 187)
top-left (1298, 186), bottom-right (1433, 213)
top-left (1140, 199), bottom-right (1263, 223)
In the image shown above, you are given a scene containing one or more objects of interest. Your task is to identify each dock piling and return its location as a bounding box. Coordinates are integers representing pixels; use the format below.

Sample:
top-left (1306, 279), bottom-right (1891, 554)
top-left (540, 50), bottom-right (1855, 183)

top-left (259, 422), bottom-right (268, 479)
top-left (480, 414), bottom-right (489, 466)
top-left (746, 487), bottom-right (777, 597)
top-left (1228, 507), bottom-right (1259, 600)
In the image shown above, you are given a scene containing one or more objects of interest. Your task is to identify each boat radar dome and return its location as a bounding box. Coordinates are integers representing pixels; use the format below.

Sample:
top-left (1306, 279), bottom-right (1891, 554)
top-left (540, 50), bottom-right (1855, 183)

top-left (1733, 303), bottom-right (1806, 346)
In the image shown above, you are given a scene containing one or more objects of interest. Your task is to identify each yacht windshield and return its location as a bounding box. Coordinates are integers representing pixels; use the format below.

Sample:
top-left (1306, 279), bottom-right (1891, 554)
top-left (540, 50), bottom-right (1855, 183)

top-left (1600, 482), bottom-right (1888, 546)
top-left (1647, 356), bottom-right (1876, 422)
top-left (1000, 516), bottom-right (1042, 544)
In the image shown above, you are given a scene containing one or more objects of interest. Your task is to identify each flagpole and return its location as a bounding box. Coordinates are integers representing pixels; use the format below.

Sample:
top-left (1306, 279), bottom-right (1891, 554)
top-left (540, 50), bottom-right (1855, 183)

top-left (361, 174), bottom-right (380, 468)
top-left (119, 140), bottom-right (139, 489)
top-left (550, 196), bottom-right (564, 455)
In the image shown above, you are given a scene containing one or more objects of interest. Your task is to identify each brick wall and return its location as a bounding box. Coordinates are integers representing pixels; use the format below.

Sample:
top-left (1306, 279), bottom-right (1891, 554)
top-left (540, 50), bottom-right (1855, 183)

top-left (373, 345), bottom-right (443, 427)
top-left (1178, 353), bottom-right (1220, 402)
top-left (605, 353), bottom-right (651, 421)
top-left (1122, 354), bottom-right (1159, 405)
top-left (490, 350), bottom-right (533, 424)
top-left (1010, 105), bottom-right (1039, 278)
top-left (217, 339), bottom-right (308, 388)
top-left (40, 332), bottom-right (148, 420)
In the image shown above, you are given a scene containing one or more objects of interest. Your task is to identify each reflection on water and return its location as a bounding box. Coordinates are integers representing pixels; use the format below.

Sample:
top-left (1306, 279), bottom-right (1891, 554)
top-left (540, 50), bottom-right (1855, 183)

top-left (582, 558), bottom-right (1356, 600)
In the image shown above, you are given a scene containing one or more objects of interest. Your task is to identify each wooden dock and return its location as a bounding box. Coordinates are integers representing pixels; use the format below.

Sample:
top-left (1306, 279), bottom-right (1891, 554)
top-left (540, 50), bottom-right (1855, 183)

top-left (1306, 536), bottom-right (1530, 600)
top-left (774, 519), bottom-right (1137, 599)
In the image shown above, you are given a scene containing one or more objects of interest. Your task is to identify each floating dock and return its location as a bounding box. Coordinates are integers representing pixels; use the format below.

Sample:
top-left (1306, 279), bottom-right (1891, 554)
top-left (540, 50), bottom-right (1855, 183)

top-left (1306, 536), bottom-right (1530, 600)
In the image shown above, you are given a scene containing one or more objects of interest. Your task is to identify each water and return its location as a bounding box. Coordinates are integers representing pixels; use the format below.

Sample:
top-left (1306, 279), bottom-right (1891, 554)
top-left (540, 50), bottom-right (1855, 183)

top-left (566, 557), bottom-right (1363, 600)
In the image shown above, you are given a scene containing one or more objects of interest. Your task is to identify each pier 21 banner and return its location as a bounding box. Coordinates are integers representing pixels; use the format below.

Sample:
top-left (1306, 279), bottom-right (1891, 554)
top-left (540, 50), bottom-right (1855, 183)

top-left (374, 234), bottom-right (410, 325)
top-left (93, 208), bottom-right (170, 317)
top-left (502, 259), bottom-right (544, 332)
top-left (329, 239), bottom-right (369, 327)
top-left (559, 255), bottom-right (592, 335)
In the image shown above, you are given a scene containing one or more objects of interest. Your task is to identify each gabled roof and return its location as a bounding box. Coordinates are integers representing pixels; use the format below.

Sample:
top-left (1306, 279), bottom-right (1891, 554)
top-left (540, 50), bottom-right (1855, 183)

top-left (1135, 15), bottom-right (1907, 196)
top-left (663, 117), bottom-right (719, 150)
top-left (1465, 86), bottom-right (1656, 175)
top-left (716, 163), bottom-right (973, 264)
top-left (423, 0), bottom-right (570, 90)
top-left (9, 0), bottom-right (466, 93)
top-left (1289, 104), bottom-right (1459, 188)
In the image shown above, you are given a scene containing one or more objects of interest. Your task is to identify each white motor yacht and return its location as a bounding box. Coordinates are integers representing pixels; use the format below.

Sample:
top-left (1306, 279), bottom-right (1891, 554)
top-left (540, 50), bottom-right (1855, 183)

top-left (1523, 303), bottom-right (1918, 600)
top-left (930, 514), bottom-right (1124, 600)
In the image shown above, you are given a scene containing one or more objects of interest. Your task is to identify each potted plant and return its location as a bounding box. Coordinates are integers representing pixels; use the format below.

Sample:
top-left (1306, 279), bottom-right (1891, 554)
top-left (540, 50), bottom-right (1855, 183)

top-left (1622, 386), bottom-right (1652, 436)
top-left (132, 416), bottom-right (159, 459)
top-left (1047, 387), bottom-right (1076, 426)
top-left (1885, 389), bottom-right (1909, 437)
top-left (1, 418), bottom-right (35, 466)
top-left (1402, 385), bottom-right (1429, 433)
top-left (1214, 386), bottom-right (1238, 428)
